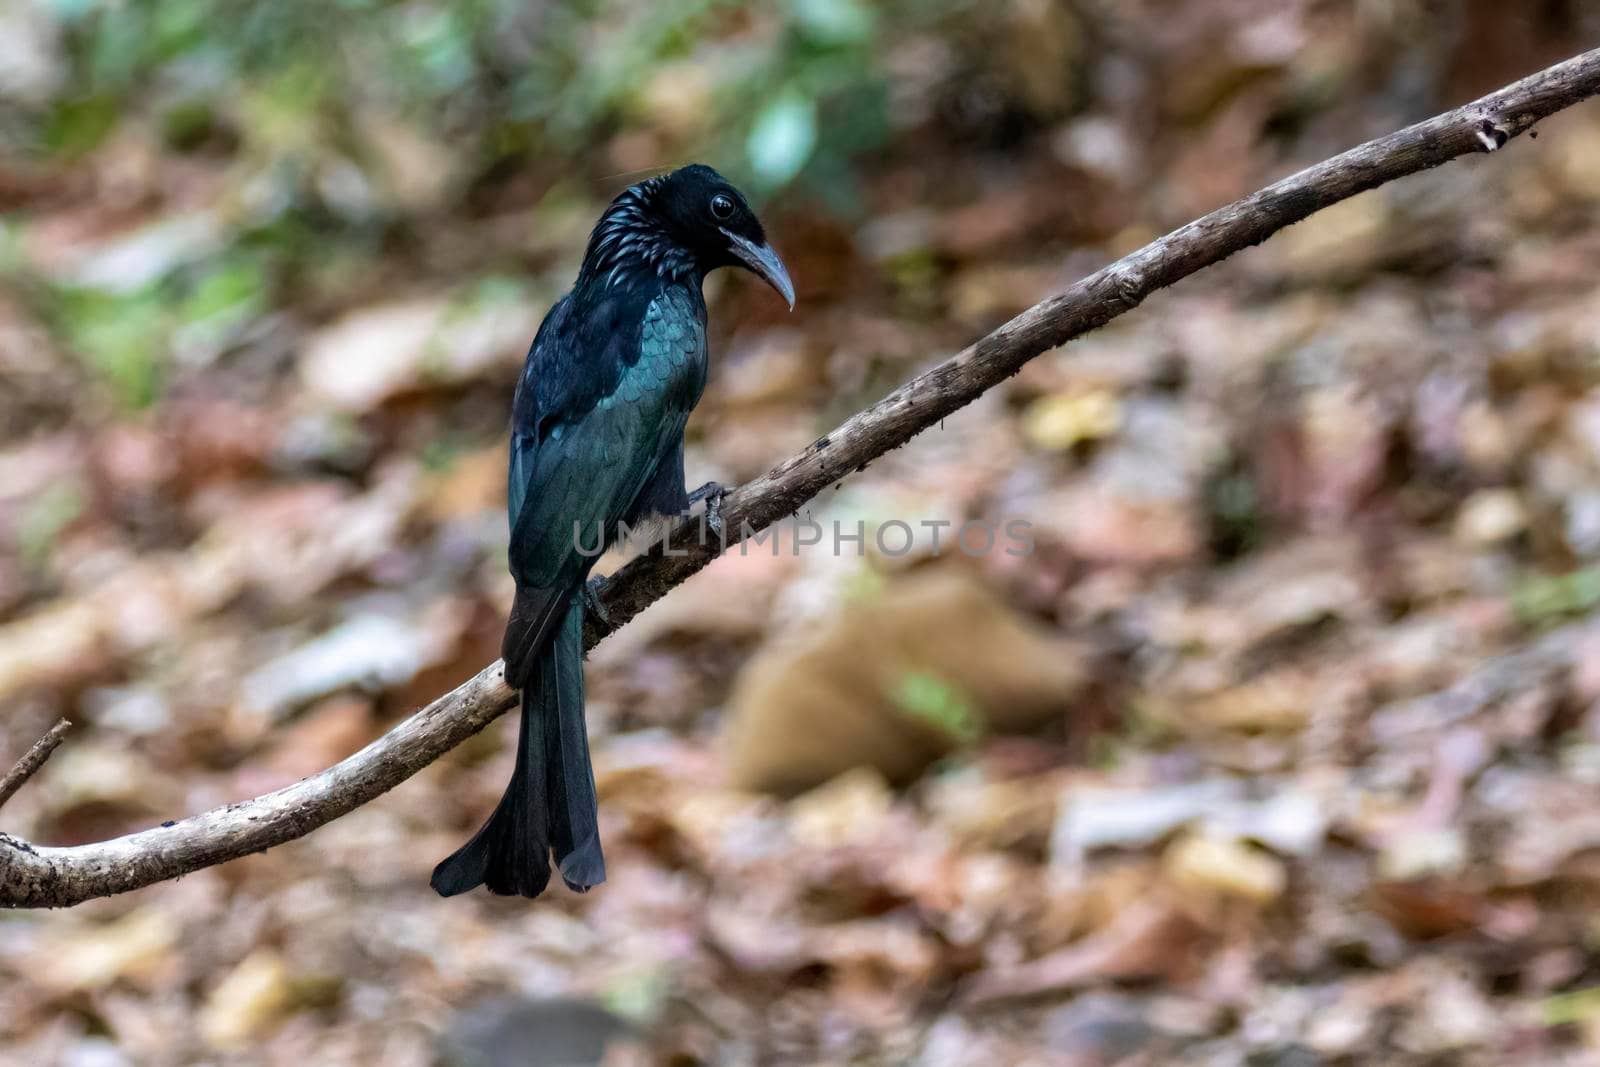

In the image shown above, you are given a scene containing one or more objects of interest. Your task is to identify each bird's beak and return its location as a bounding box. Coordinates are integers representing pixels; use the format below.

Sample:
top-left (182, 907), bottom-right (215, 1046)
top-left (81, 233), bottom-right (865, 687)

top-left (722, 229), bottom-right (796, 310)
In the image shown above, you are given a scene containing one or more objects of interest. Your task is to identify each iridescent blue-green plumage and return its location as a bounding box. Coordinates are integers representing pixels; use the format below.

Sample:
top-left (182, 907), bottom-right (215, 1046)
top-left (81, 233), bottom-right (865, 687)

top-left (431, 164), bottom-right (792, 899)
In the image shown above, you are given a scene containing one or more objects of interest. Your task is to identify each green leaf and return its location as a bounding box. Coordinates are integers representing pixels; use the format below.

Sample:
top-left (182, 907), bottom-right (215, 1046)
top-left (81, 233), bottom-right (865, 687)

top-left (789, 0), bottom-right (875, 45)
top-left (181, 256), bottom-right (268, 325)
top-left (890, 670), bottom-right (984, 744)
top-left (746, 92), bottom-right (817, 187)
top-left (44, 97), bottom-right (119, 158)
top-left (1541, 986), bottom-right (1600, 1027)
top-left (54, 285), bottom-right (171, 409)
top-left (1512, 568), bottom-right (1600, 624)
top-left (43, 0), bottom-right (100, 19)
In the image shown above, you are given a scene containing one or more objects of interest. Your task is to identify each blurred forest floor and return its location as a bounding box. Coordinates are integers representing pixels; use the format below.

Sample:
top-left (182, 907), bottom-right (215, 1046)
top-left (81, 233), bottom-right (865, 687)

top-left (5, 2), bottom-right (1600, 1065)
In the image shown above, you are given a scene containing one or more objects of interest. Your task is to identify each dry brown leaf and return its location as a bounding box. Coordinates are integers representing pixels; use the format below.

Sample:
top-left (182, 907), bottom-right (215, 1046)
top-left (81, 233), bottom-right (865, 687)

top-left (962, 900), bottom-right (1207, 1005)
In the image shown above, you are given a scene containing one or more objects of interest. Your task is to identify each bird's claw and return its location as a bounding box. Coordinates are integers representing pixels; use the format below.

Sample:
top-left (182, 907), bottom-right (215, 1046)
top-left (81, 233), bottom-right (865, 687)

top-left (686, 480), bottom-right (728, 508)
top-left (582, 575), bottom-right (612, 629)
top-left (688, 481), bottom-right (730, 546)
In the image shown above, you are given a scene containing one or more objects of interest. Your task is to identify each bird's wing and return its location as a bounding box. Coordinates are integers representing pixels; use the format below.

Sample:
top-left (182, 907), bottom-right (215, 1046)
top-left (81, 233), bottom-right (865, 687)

top-left (500, 287), bottom-right (705, 678)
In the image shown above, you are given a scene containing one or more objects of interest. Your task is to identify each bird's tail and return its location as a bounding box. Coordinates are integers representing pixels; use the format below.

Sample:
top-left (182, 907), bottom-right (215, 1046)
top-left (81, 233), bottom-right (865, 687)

top-left (430, 598), bottom-right (606, 898)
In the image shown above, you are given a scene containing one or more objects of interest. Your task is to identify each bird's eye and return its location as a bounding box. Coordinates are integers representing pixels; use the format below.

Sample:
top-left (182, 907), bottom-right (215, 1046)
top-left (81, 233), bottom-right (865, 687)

top-left (709, 193), bottom-right (735, 220)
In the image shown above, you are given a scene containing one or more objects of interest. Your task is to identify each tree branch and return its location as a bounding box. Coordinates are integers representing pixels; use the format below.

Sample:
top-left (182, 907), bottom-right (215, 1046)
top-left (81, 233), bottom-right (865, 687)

top-left (5, 49), bottom-right (1599, 908)
top-left (0, 719), bottom-right (71, 814)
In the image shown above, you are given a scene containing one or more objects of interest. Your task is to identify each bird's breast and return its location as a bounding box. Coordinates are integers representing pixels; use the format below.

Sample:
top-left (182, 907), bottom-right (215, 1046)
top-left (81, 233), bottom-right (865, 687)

top-left (638, 288), bottom-right (710, 412)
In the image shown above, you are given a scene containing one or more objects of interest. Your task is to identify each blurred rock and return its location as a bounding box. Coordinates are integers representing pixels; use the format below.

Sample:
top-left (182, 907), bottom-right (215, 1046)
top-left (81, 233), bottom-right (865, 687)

top-left (722, 566), bottom-right (1091, 793)
top-left (1044, 992), bottom-right (1175, 1065)
top-left (437, 996), bottom-right (637, 1067)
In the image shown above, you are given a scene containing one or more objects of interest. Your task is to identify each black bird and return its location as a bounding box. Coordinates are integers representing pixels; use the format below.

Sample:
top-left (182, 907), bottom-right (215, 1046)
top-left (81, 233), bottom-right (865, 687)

top-left (431, 164), bottom-right (794, 899)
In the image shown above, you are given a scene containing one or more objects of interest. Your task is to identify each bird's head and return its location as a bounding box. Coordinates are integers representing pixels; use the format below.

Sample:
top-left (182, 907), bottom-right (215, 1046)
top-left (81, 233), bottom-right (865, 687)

top-left (581, 164), bottom-right (795, 309)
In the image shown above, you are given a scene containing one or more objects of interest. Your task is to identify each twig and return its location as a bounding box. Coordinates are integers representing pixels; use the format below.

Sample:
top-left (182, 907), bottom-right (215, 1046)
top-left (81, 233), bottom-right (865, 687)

top-left (0, 719), bottom-right (71, 813)
top-left (1367, 618), bottom-right (1598, 743)
top-left (4, 48), bottom-right (1600, 908)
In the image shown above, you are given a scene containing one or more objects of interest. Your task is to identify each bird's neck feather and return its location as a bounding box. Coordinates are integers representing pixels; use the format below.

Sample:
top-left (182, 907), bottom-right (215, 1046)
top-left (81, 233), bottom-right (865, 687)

top-left (578, 178), bottom-right (698, 291)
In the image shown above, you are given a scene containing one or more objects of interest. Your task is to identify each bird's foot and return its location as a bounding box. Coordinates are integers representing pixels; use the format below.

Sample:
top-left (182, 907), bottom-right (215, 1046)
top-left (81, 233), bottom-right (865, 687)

top-left (582, 575), bottom-right (612, 630)
top-left (688, 481), bottom-right (731, 545)
top-left (686, 480), bottom-right (728, 508)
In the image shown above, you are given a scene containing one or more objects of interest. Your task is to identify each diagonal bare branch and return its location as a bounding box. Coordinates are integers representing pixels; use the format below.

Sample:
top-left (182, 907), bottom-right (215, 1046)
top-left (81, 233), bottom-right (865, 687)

top-left (5, 48), bottom-right (1600, 908)
top-left (0, 719), bottom-right (72, 814)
